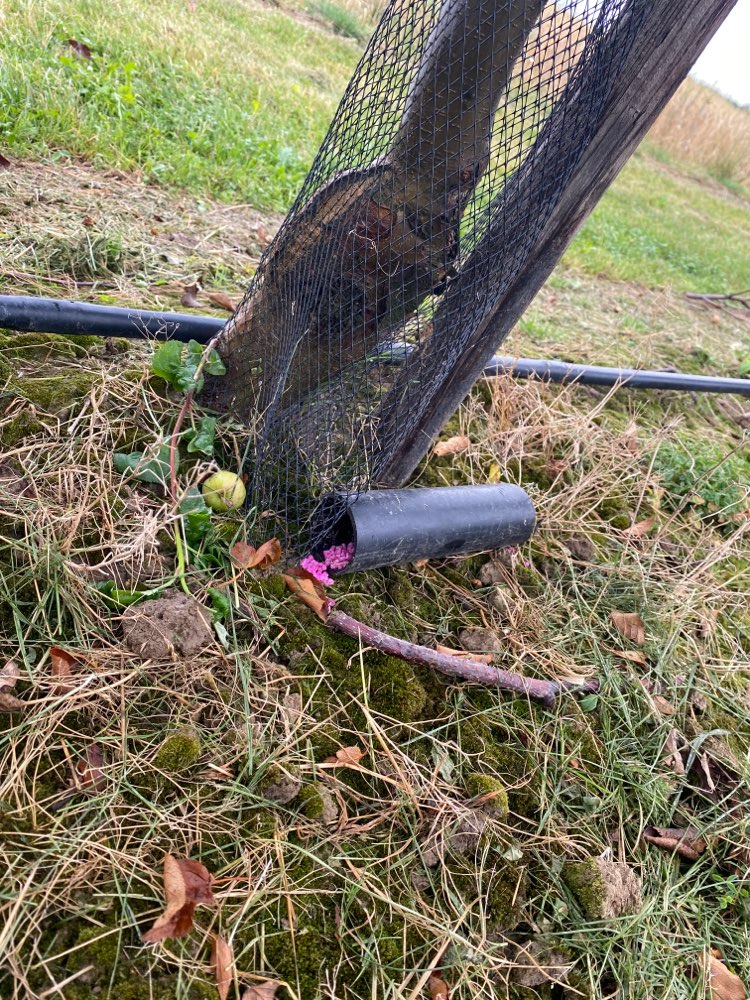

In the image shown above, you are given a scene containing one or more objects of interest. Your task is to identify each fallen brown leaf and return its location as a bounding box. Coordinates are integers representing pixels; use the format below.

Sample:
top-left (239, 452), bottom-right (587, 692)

top-left (211, 934), bottom-right (234, 1000)
top-left (231, 538), bottom-right (281, 570)
top-left (0, 153), bottom-right (12, 170)
top-left (610, 611), bottom-right (645, 645)
top-left (624, 516), bottom-right (656, 538)
top-left (642, 825), bottom-right (706, 861)
top-left (75, 743), bottom-right (106, 793)
top-left (0, 659), bottom-right (24, 711)
top-left (433, 435), bottom-right (470, 457)
top-left (207, 291), bottom-right (237, 313)
top-left (142, 855), bottom-right (215, 943)
top-left (180, 283), bottom-right (202, 308)
top-left (429, 974), bottom-right (450, 1000)
top-left (50, 646), bottom-right (78, 695)
top-left (706, 954), bottom-right (746, 1000)
top-left (255, 223), bottom-right (270, 249)
top-left (664, 729), bottom-right (686, 775)
top-left (651, 694), bottom-right (676, 717)
top-left (242, 982), bottom-right (281, 1000)
top-left (283, 573), bottom-right (327, 622)
top-left (67, 38), bottom-right (92, 59)
top-left (324, 746), bottom-right (364, 766)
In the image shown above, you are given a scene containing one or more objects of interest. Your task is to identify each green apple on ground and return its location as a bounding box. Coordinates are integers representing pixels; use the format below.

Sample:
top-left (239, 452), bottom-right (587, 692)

top-left (201, 471), bottom-right (246, 512)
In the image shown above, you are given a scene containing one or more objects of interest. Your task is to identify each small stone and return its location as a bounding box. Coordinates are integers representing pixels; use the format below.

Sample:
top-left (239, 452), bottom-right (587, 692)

top-left (563, 857), bottom-right (642, 918)
top-left (122, 590), bottom-right (213, 660)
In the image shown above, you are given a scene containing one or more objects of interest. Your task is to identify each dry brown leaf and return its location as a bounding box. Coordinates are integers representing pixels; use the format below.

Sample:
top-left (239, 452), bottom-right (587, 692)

top-left (642, 825), bottom-right (706, 861)
top-left (664, 729), bottom-right (686, 775)
top-left (435, 643), bottom-right (494, 665)
top-left (433, 435), bottom-right (470, 457)
top-left (142, 855), bottom-right (215, 943)
top-left (180, 283), bottom-right (202, 308)
top-left (603, 645), bottom-right (648, 665)
top-left (75, 743), bottom-right (106, 793)
top-left (231, 538), bottom-right (282, 570)
top-left (429, 974), bottom-right (450, 1000)
top-left (610, 611), bottom-right (645, 645)
top-left (324, 745), bottom-right (364, 766)
top-left (207, 291), bottom-right (237, 313)
top-left (624, 516), bottom-right (656, 538)
top-left (0, 659), bottom-right (24, 711)
top-left (283, 573), bottom-right (328, 622)
top-left (651, 694), bottom-right (675, 716)
top-left (256, 223), bottom-right (270, 250)
top-left (242, 982), bottom-right (281, 1000)
top-left (50, 646), bottom-right (78, 695)
top-left (211, 934), bottom-right (234, 1000)
top-left (706, 955), bottom-right (747, 1000)
top-left (67, 38), bottom-right (92, 59)
top-left (0, 153), bottom-right (12, 170)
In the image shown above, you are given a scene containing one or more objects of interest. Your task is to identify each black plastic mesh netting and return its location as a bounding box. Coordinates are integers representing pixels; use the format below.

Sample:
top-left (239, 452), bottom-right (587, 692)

top-left (205, 0), bottom-right (647, 556)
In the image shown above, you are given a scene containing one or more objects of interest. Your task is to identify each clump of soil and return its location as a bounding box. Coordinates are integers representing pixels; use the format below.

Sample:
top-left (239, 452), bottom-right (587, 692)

top-left (564, 857), bottom-right (642, 918)
top-left (121, 591), bottom-right (214, 660)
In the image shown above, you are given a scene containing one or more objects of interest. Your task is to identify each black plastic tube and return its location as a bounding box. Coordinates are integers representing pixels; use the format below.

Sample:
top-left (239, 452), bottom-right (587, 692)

top-left (1, 293), bottom-right (749, 397)
top-left (320, 484), bottom-right (536, 573)
top-left (0, 295), bottom-right (224, 342)
top-left (483, 355), bottom-right (750, 397)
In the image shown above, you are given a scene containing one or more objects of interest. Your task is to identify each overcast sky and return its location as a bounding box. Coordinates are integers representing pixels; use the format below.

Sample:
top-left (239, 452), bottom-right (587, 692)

top-left (691, 0), bottom-right (750, 107)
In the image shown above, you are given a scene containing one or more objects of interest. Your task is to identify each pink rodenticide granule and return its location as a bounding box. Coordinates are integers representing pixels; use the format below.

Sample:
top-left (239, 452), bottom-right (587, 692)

top-left (299, 555), bottom-right (334, 586)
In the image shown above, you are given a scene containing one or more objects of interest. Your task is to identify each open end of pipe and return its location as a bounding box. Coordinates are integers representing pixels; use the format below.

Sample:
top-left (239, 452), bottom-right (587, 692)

top-left (310, 494), bottom-right (358, 575)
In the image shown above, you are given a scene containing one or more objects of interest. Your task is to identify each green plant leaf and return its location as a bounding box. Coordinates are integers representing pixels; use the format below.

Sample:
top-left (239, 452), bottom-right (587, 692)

top-left (93, 581), bottom-right (150, 607)
top-left (738, 356), bottom-right (750, 376)
top-left (114, 444), bottom-right (174, 485)
top-left (186, 416), bottom-right (217, 456)
top-left (151, 340), bottom-right (225, 394)
top-left (180, 487), bottom-right (212, 545)
top-left (578, 693), bottom-right (599, 713)
top-left (208, 587), bottom-right (231, 621)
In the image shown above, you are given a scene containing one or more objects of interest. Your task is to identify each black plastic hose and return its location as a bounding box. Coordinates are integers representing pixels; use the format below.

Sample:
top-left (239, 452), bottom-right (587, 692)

top-left (0, 294), bottom-right (222, 342)
top-left (1, 294), bottom-right (749, 397)
top-left (319, 484), bottom-right (536, 572)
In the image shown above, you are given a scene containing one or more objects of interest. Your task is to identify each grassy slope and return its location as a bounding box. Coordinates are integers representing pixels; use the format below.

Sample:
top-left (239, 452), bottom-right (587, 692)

top-left (2, 3), bottom-right (750, 1000)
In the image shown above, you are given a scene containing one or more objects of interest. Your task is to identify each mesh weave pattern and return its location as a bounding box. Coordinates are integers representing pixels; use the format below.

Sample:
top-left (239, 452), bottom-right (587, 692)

top-left (206, 0), bottom-right (646, 555)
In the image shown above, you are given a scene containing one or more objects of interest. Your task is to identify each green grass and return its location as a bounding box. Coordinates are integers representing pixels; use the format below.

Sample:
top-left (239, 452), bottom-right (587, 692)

top-left (566, 149), bottom-right (750, 292)
top-left (307, 0), bottom-right (370, 40)
top-left (0, 0), bottom-right (362, 211)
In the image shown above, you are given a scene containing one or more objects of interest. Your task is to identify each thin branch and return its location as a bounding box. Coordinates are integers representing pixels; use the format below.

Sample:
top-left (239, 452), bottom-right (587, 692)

top-left (325, 606), bottom-right (599, 708)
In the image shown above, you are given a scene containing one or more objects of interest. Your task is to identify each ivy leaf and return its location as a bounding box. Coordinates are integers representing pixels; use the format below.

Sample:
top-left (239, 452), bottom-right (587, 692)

top-left (151, 340), bottom-right (225, 394)
top-left (186, 416), bottom-right (217, 456)
top-left (114, 445), bottom-right (174, 486)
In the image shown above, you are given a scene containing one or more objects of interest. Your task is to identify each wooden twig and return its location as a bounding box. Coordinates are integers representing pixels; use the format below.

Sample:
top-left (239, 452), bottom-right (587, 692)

top-left (684, 290), bottom-right (750, 320)
top-left (169, 390), bottom-right (193, 504)
top-left (325, 605), bottom-right (599, 708)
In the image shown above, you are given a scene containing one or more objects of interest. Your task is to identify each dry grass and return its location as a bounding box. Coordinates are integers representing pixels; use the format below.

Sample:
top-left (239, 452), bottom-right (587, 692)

top-left (649, 78), bottom-right (750, 191)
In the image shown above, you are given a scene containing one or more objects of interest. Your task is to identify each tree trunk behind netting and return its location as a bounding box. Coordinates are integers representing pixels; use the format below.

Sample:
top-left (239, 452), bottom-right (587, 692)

top-left (202, 0), bottom-right (737, 555)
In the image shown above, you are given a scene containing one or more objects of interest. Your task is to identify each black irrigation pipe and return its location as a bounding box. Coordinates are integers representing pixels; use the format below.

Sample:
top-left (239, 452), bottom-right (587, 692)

top-left (2, 294), bottom-right (750, 397)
